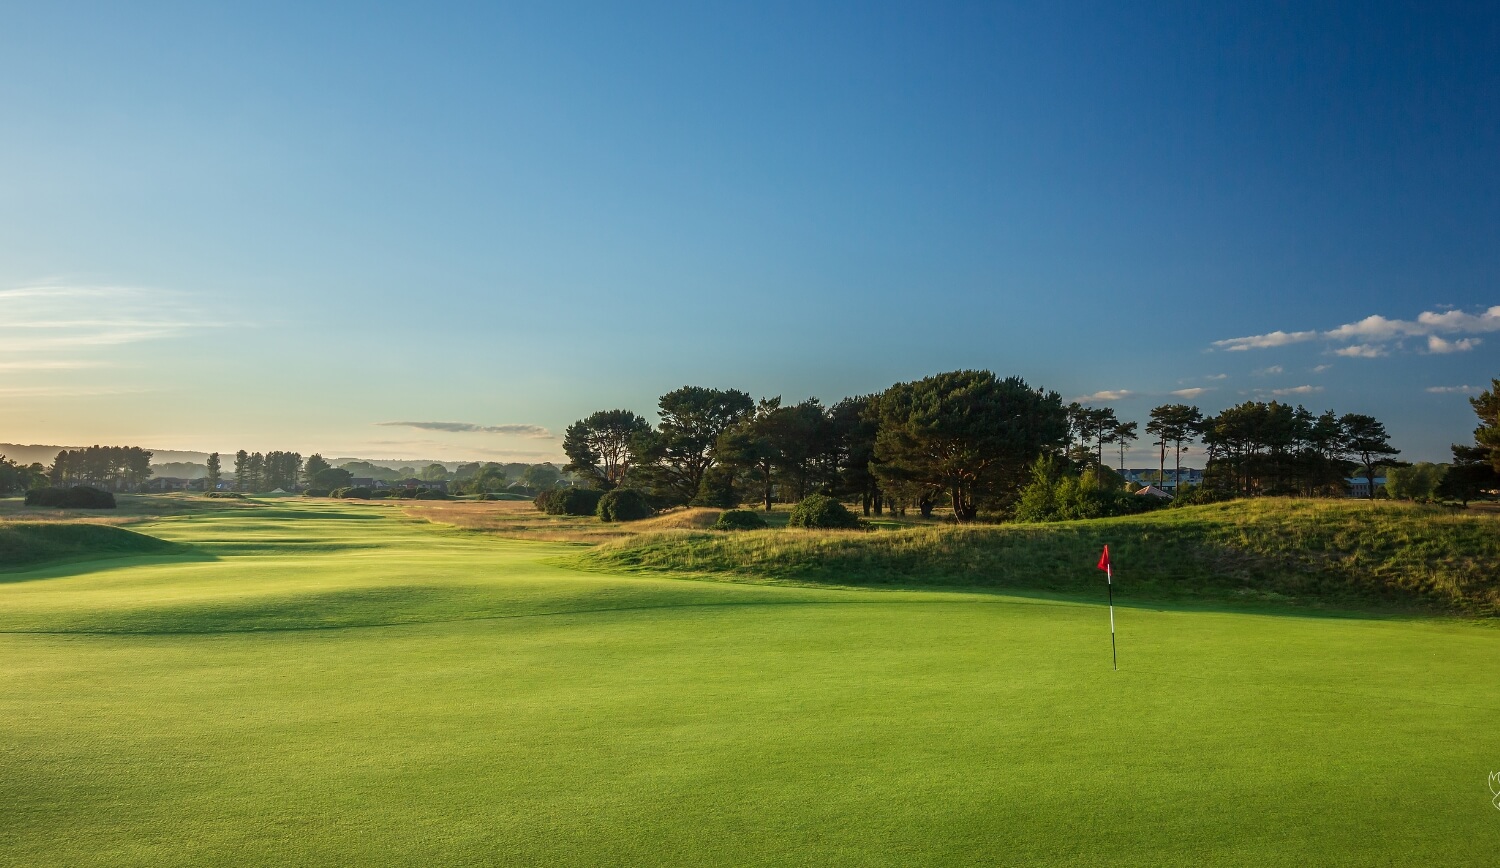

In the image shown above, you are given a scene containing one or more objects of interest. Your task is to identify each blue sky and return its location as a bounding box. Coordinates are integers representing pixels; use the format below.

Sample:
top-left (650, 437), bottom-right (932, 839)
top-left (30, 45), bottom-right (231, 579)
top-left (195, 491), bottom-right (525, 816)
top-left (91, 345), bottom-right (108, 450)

top-left (2, 2), bottom-right (1496, 464)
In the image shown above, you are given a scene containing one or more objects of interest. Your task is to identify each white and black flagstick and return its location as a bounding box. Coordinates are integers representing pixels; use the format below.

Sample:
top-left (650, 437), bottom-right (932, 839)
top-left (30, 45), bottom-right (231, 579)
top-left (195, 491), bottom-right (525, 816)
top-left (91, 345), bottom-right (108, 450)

top-left (1106, 561), bottom-right (1117, 671)
top-left (1097, 544), bottom-right (1117, 670)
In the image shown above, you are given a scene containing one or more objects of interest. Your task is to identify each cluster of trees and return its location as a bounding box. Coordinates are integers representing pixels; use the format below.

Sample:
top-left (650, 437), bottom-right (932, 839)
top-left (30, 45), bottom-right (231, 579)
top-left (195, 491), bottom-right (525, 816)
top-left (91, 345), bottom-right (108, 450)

top-left (564, 372), bottom-right (1073, 521)
top-left (48, 446), bottom-right (154, 491)
top-left (231, 451), bottom-right (303, 492)
top-left (560, 372), bottom-right (1434, 522)
top-left (1196, 403), bottom-right (1398, 498)
top-left (0, 455), bottom-right (48, 494)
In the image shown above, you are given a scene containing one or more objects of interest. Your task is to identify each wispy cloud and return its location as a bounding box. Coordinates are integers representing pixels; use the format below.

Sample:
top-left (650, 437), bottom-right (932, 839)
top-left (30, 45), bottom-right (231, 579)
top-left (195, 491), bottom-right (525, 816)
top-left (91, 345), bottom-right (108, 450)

top-left (1209, 304), bottom-right (1500, 357)
top-left (1426, 385), bottom-right (1482, 395)
top-left (1070, 390), bottom-right (1133, 403)
top-left (376, 421), bottom-right (554, 438)
top-left (1206, 373), bottom-right (1228, 380)
top-left (1310, 364), bottom-right (1332, 373)
top-left (1271, 385), bottom-right (1322, 396)
top-left (1170, 387), bottom-right (1211, 399)
top-left (1426, 335), bottom-right (1480, 354)
top-left (0, 360), bottom-right (105, 372)
top-left (1253, 365), bottom-right (1284, 376)
top-left (0, 283), bottom-right (223, 358)
top-left (1212, 330), bottom-right (1318, 352)
top-left (0, 385), bottom-right (149, 397)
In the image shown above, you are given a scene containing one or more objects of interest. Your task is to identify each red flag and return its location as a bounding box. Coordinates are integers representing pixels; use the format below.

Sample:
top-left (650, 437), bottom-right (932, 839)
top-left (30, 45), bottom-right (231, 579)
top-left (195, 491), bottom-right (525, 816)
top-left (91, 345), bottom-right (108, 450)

top-left (1097, 545), bottom-right (1111, 572)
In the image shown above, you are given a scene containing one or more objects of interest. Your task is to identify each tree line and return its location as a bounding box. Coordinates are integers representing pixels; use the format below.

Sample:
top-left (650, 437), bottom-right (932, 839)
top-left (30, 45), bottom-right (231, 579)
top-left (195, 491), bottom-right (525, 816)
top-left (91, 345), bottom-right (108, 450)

top-left (561, 371), bottom-right (1425, 522)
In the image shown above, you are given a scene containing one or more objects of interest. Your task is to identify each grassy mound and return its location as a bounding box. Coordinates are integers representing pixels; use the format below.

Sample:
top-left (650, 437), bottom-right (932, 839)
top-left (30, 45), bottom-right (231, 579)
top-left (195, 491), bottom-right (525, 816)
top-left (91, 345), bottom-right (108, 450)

top-left (0, 522), bottom-right (182, 571)
top-left (632, 507), bottom-right (725, 531)
top-left (578, 499), bottom-right (1500, 614)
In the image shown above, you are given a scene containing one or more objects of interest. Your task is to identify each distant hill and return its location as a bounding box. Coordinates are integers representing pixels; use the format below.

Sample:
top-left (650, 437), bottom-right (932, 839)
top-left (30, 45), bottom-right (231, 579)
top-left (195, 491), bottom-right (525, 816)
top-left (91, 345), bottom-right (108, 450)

top-left (0, 444), bottom-right (556, 474)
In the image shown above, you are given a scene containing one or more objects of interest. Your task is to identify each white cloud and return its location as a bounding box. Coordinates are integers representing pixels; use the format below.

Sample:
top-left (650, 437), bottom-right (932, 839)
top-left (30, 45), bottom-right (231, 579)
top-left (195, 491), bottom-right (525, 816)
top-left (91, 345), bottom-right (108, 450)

top-left (1209, 303), bottom-right (1498, 357)
top-left (1206, 373), bottom-right (1228, 380)
top-left (1271, 385), bottom-right (1322, 396)
top-left (1323, 315), bottom-right (1414, 341)
top-left (1333, 344), bottom-right (1388, 358)
top-left (1426, 385), bottom-right (1482, 394)
top-left (1416, 305), bottom-right (1500, 333)
top-left (1171, 388), bottom-right (1210, 399)
top-left (1071, 390), bottom-right (1133, 403)
top-left (1426, 335), bottom-right (1480, 354)
top-left (376, 421), bottom-right (554, 438)
top-left (1253, 365), bottom-right (1284, 376)
top-left (1211, 330), bottom-right (1318, 352)
top-left (1310, 364), bottom-right (1332, 373)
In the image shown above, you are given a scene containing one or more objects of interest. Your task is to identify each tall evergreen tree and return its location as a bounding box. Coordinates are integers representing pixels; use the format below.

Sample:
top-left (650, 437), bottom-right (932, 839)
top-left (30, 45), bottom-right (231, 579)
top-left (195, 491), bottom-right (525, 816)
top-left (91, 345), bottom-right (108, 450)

top-left (205, 452), bottom-right (222, 492)
top-left (562, 409), bottom-right (652, 490)
top-left (634, 386), bottom-right (754, 505)
top-left (872, 371), bottom-right (1068, 521)
top-left (1339, 414), bottom-right (1399, 499)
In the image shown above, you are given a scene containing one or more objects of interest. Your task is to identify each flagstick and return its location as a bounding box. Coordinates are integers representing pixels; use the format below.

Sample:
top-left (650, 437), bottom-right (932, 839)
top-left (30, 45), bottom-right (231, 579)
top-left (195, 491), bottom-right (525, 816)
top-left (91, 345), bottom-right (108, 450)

top-left (1106, 564), bottom-right (1117, 671)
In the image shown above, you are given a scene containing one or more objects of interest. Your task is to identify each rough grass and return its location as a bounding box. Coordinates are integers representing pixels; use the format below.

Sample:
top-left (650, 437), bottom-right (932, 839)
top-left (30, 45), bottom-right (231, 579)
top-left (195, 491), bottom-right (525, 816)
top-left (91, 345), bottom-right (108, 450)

top-left (0, 522), bottom-right (184, 572)
top-left (578, 499), bottom-right (1500, 615)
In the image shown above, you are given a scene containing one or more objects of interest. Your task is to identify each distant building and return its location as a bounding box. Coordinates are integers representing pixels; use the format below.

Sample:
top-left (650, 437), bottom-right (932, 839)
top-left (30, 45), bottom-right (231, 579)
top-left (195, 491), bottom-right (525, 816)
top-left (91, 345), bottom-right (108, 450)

top-left (1345, 477), bottom-right (1387, 498)
top-left (1120, 468), bottom-right (1204, 492)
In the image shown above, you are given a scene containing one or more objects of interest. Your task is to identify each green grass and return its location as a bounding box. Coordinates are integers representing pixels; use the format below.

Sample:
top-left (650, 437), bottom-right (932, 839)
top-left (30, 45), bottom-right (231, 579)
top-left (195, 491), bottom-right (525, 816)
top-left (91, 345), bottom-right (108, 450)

top-left (0, 522), bottom-right (187, 572)
top-left (580, 498), bottom-right (1500, 615)
top-left (1, 498), bottom-right (1497, 866)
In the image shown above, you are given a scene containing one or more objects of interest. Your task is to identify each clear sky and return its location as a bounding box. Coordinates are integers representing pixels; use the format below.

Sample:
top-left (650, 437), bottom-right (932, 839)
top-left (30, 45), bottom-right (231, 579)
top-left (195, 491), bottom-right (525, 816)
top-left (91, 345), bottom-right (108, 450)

top-left (2, 2), bottom-right (1496, 465)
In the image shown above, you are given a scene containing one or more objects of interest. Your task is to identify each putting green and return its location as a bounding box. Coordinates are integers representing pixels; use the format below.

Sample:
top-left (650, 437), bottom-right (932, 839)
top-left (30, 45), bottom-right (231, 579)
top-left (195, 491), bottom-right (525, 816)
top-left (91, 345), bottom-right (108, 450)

top-left (2, 501), bottom-right (1496, 865)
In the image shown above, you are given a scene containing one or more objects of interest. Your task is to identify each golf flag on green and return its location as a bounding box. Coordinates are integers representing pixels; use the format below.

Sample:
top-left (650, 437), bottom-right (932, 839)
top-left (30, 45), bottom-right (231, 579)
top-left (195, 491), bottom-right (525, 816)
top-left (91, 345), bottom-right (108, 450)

top-left (1097, 545), bottom-right (1117, 670)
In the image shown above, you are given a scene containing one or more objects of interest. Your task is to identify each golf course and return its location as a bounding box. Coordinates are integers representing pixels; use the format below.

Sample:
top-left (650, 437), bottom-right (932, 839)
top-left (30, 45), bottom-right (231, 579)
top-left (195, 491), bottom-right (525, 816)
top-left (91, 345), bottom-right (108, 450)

top-left (2, 497), bottom-right (1497, 866)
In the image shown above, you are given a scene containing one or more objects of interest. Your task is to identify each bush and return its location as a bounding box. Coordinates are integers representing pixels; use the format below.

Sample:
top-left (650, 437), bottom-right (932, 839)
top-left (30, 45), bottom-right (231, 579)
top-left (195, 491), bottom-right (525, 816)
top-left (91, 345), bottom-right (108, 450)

top-left (597, 488), bottom-right (652, 522)
top-left (303, 489), bottom-right (330, 498)
top-left (331, 487), bottom-right (372, 499)
top-left (787, 494), bottom-right (861, 529)
top-left (205, 491), bottom-right (246, 500)
top-left (413, 489), bottom-right (449, 500)
top-left (25, 486), bottom-right (109, 509)
top-left (1015, 458), bottom-right (1169, 522)
top-left (544, 487), bottom-right (604, 516)
top-left (24, 486), bottom-right (117, 509)
top-left (533, 488), bottom-right (556, 512)
top-left (712, 509), bottom-right (768, 531)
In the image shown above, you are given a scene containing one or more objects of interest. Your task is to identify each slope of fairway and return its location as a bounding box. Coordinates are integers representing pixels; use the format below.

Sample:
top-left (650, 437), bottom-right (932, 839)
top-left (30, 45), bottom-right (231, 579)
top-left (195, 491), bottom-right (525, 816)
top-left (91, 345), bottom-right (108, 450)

top-left (580, 499), bottom-right (1500, 614)
top-left (2, 499), bottom-right (1497, 866)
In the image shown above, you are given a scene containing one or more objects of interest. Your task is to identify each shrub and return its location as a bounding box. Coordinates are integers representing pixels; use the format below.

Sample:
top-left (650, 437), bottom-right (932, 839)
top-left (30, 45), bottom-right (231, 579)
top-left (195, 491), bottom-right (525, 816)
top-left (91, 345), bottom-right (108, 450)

top-left (303, 489), bottom-right (330, 498)
top-left (413, 489), bottom-right (449, 500)
top-left (597, 488), bottom-right (652, 522)
top-left (787, 494), bottom-right (861, 529)
top-left (544, 487), bottom-right (604, 516)
top-left (24, 486), bottom-right (117, 509)
top-left (533, 488), bottom-right (556, 512)
top-left (205, 491), bottom-right (246, 500)
top-left (712, 509), bottom-right (768, 531)
top-left (332, 487), bottom-right (372, 499)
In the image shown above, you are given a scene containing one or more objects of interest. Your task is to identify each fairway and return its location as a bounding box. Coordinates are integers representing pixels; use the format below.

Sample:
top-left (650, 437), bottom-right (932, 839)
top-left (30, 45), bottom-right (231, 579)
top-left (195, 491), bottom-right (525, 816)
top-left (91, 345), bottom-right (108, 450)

top-left (2, 501), bottom-right (1497, 866)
